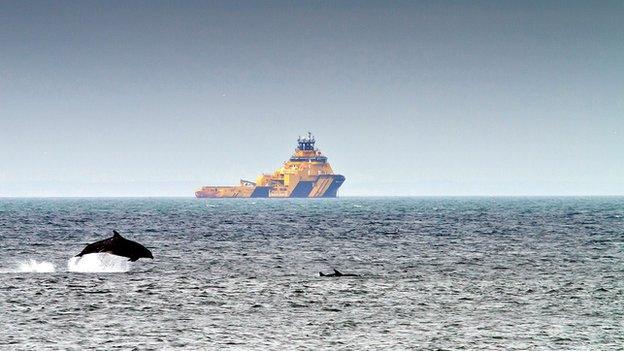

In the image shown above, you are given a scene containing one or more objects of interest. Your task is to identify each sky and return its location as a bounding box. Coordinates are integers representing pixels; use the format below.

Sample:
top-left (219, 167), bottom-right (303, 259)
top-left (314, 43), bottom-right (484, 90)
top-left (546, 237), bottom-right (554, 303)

top-left (0, 0), bottom-right (623, 196)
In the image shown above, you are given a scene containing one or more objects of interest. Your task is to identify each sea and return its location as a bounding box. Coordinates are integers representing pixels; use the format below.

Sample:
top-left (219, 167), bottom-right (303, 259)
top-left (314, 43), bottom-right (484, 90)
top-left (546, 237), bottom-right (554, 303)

top-left (0, 197), bottom-right (622, 350)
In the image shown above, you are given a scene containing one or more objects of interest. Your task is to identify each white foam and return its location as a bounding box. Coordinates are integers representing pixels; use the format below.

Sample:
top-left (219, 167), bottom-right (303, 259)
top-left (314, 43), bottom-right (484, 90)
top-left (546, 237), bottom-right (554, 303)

top-left (16, 259), bottom-right (56, 273)
top-left (67, 253), bottom-right (132, 273)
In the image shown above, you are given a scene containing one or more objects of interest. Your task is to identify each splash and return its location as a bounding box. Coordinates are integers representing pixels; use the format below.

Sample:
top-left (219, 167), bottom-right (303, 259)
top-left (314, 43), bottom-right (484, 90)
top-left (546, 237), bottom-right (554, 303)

top-left (16, 259), bottom-right (56, 273)
top-left (67, 253), bottom-right (132, 273)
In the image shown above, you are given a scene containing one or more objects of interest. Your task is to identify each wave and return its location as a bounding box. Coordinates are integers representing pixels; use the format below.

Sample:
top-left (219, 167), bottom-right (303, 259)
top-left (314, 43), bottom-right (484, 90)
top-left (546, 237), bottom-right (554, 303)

top-left (0, 259), bottom-right (57, 273)
top-left (67, 253), bottom-right (132, 273)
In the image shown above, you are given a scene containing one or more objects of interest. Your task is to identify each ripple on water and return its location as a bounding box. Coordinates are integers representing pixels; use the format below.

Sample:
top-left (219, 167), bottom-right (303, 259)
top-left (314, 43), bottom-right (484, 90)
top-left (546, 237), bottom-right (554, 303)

top-left (0, 197), bottom-right (622, 349)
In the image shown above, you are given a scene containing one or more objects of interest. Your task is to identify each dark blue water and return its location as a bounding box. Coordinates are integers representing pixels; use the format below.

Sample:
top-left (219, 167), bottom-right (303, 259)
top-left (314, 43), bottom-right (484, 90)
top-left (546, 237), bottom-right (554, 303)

top-left (0, 197), bottom-right (622, 350)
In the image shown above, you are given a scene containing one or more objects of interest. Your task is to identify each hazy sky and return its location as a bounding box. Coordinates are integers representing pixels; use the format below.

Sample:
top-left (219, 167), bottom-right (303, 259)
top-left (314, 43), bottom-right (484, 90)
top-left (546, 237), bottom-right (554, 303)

top-left (1, 1), bottom-right (622, 196)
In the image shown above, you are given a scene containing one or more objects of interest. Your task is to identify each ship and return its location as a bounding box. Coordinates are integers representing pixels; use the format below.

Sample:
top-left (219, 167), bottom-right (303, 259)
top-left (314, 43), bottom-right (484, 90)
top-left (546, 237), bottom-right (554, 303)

top-left (195, 133), bottom-right (345, 198)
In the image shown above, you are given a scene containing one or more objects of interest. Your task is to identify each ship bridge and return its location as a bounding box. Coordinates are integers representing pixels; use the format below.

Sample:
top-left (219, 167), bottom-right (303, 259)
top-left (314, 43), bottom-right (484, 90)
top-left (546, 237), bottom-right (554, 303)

top-left (290, 132), bottom-right (328, 163)
top-left (297, 132), bottom-right (316, 150)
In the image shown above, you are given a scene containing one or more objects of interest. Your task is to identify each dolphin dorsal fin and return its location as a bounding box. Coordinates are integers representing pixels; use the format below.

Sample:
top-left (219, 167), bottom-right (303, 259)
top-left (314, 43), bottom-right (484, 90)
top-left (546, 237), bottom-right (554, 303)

top-left (333, 269), bottom-right (342, 275)
top-left (113, 230), bottom-right (121, 238)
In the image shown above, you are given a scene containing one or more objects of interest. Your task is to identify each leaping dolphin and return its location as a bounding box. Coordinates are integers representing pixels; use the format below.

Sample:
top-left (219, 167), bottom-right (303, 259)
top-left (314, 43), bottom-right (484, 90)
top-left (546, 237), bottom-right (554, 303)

top-left (76, 230), bottom-right (153, 262)
top-left (319, 269), bottom-right (358, 277)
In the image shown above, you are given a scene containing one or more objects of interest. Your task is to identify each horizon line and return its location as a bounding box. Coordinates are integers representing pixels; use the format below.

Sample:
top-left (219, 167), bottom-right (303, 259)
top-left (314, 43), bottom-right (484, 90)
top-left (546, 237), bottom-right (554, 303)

top-left (1, 195), bottom-right (623, 199)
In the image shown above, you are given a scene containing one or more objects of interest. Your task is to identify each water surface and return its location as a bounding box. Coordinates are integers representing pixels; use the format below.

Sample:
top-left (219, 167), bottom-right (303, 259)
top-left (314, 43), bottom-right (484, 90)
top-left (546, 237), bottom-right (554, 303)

top-left (0, 197), bottom-right (622, 350)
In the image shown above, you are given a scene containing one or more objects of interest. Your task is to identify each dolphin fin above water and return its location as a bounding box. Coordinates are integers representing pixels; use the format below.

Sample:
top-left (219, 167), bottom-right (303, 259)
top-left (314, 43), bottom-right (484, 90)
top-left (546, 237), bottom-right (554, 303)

top-left (319, 268), bottom-right (358, 277)
top-left (76, 230), bottom-right (153, 262)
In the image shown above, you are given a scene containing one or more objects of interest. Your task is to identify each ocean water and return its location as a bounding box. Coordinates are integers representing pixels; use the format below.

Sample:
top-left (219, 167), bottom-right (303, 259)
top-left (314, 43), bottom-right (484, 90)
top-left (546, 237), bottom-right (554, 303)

top-left (0, 197), bottom-right (622, 350)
